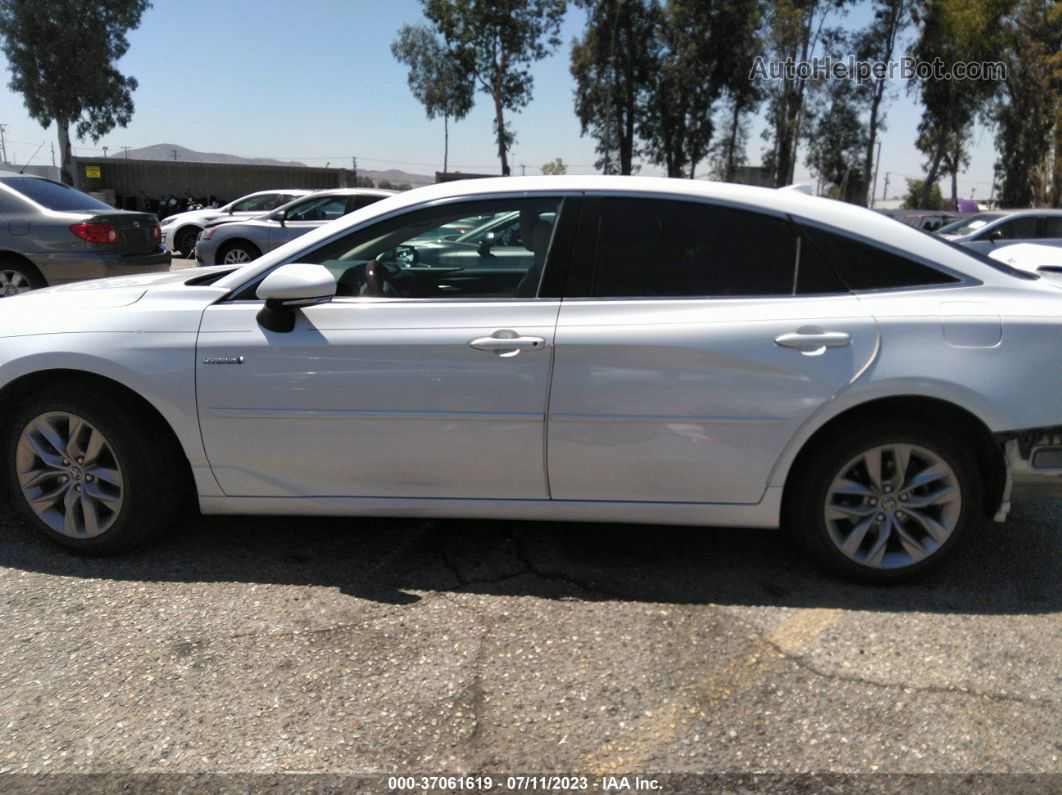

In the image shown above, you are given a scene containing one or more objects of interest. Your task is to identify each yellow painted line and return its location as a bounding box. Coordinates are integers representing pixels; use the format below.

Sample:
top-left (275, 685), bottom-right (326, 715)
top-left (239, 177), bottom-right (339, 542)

top-left (587, 608), bottom-right (845, 773)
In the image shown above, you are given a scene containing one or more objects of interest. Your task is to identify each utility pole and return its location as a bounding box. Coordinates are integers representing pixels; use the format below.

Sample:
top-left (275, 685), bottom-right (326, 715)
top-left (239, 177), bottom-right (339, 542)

top-left (520, 163), bottom-right (526, 176)
top-left (171, 148), bottom-right (178, 161)
top-left (102, 146), bottom-right (109, 158)
top-left (0, 124), bottom-right (7, 165)
top-left (50, 142), bottom-right (55, 167)
top-left (121, 146), bottom-right (131, 159)
top-left (351, 156), bottom-right (357, 186)
top-left (882, 171), bottom-right (890, 204)
top-left (869, 140), bottom-right (883, 209)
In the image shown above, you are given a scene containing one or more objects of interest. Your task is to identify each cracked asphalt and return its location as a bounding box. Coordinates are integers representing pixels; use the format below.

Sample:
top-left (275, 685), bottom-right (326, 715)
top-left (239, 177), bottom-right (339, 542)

top-left (0, 491), bottom-right (1058, 789)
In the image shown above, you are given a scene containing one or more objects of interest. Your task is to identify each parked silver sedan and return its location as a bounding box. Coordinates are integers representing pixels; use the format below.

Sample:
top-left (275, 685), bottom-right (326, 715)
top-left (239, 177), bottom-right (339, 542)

top-left (194, 188), bottom-right (394, 265)
top-left (937, 209), bottom-right (1062, 254)
top-left (0, 172), bottom-right (169, 296)
top-left (2, 176), bottom-right (1062, 584)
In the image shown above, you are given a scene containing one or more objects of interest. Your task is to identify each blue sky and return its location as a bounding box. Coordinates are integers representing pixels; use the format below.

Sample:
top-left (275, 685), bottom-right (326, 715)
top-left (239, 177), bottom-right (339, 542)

top-left (0, 0), bottom-right (998, 202)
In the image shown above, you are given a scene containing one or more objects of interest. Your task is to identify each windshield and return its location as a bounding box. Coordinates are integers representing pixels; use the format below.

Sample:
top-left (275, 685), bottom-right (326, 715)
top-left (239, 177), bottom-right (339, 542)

top-left (937, 213), bottom-right (1004, 237)
top-left (1, 176), bottom-right (113, 212)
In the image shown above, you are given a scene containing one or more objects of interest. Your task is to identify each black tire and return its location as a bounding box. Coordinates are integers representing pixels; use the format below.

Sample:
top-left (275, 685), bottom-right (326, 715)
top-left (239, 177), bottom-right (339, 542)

top-left (3, 385), bottom-right (185, 554)
top-left (217, 240), bottom-right (261, 265)
top-left (786, 420), bottom-right (980, 583)
top-left (0, 257), bottom-right (46, 297)
top-left (174, 226), bottom-right (202, 258)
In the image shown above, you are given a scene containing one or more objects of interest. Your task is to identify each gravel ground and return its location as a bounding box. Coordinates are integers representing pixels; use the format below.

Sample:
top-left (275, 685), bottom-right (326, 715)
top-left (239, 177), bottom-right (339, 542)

top-left (0, 256), bottom-right (1054, 792)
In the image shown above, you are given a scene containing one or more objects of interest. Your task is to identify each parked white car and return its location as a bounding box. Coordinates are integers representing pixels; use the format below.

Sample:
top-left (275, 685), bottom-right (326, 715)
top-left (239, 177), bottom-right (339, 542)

top-left (2, 176), bottom-right (1061, 583)
top-left (193, 189), bottom-right (394, 265)
top-left (160, 190), bottom-right (312, 257)
top-left (989, 242), bottom-right (1062, 275)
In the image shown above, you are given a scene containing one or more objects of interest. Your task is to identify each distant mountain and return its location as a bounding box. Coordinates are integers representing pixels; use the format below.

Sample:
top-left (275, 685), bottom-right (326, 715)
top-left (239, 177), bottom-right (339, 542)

top-left (120, 143), bottom-right (307, 167)
top-left (120, 144), bottom-right (435, 187)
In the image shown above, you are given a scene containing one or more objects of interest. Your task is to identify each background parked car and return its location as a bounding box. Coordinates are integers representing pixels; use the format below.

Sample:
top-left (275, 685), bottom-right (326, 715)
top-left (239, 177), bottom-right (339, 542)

top-left (897, 211), bottom-right (960, 232)
top-left (160, 189), bottom-right (311, 257)
top-left (988, 242), bottom-right (1062, 275)
top-left (0, 172), bottom-right (169, 297)
top-left (936, 209), bottom-right (1062, 254)
top-left (194, 188), bottom-right (394, 265)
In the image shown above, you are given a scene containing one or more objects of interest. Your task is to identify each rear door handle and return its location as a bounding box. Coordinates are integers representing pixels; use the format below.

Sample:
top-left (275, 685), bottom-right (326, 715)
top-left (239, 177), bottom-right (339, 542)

top-left (774, 329), bottom-right (851, 353)
top-left (469, 330), bottom-right (546, 357)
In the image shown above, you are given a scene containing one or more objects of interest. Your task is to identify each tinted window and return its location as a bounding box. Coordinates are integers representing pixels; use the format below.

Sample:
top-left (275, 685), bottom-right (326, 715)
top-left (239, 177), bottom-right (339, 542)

top-left (801, 224), bottom-right (960, 290)
top-left (349, 195), bottom-right (386, 212)
top-left (1, 177), bottom-right (112, 211)
top-left (1037, 216), bottom-right (1062, 238)
top-left (284, 195), bottom-right (349, 222)
top-left (993, 216), bottom-right (1038, 240)
top-left (0, 187), bottom-right (29, 213)
top-left (590, 199), bottom-right (809, 297)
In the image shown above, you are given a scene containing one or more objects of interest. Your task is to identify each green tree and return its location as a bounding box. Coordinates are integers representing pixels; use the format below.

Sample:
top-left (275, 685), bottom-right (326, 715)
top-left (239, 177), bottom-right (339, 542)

top-left (901, 177), bottom-right (944, 209)
top-left (759, 0), bottom-right (847, 187)
top-left (993, 0), bottom-right (1060, 207)
top-left (805, 67), bottom-right (868, 203)
top-left (420, 0), bottom-right (567, 176)
top-left (541, 157), bottom-right (567, 175)
top-left (391, 24), bottom-right (475, 174)
top-left (709, 0), bottom-right (765, 182)
top-left (909, 0), bottom-right (1013, 208)
top-left (0, 0), bottom-right (150, 185)
top-left (853, 0), bottom-right (915, 205)
top-left (570, 0), bottom-right (659, 174)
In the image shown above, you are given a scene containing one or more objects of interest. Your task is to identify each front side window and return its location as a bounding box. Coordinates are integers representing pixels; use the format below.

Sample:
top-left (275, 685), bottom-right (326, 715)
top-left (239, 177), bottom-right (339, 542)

top-left (297, 197), bottom-right (564, 299)
top-left (587, 198), bottom-right (838, 298)
top-left (1036, 216), bottom-right (1062, 238)
top-left (231, 194), bottom-right (278, 213)
top-left (1, 177), bottom-right (112, 211)
top-left (283, 195), bottom-right (349, 222)
top-left (988, 216), bottom-right (1037, 240)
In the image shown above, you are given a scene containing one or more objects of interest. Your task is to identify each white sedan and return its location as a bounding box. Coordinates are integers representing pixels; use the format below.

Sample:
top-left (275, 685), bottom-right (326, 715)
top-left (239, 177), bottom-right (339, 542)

top-left (159, 189), bottom-right (312, 257)
top-left (2, 176), bottom-right (1061, 583)
top-left (989, 242), bottom-right (1062, 275)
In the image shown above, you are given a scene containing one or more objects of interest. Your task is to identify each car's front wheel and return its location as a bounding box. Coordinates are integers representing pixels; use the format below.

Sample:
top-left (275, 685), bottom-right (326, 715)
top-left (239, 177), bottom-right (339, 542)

top-left (788, 421), bottom-right (978, 583)
top-left (218, 240), bottom-right (261, 265)
top-left (4, 390), bottom-right (182, 553)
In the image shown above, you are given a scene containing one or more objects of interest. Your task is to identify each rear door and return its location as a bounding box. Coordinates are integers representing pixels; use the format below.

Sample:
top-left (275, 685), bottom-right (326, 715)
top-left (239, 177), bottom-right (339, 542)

top-left (547, 196), bottom-right (879, 504)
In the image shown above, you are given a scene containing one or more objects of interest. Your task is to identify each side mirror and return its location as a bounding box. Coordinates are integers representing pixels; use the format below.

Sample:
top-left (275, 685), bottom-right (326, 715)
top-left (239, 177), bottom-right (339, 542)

top-left (477, 231), bottom-right (497, 256)
top-left (985, 228), bottom-right (1003, 243)
top-left (275, 209), bottom-right (287, 227)
top-left (256, 263), bottom-right (336, 333)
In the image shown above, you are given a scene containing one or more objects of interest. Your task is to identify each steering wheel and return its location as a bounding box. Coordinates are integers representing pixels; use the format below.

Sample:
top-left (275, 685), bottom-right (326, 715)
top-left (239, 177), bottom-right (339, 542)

top-left (364, 259), bottom-right (404, 297)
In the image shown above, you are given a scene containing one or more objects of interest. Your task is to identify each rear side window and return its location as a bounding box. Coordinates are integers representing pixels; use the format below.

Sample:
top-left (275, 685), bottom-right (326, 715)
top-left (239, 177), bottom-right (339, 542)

top-left (993, 216), bottom-right (1038, 240)
top-left (589, 198), bottom-right (839, 297)
top-left (1038, 216), bottom-right (1062, 238)
top-left (800, 224), bottom-right (960, 291)
top-left (1, 177), bottom-right (112, 211)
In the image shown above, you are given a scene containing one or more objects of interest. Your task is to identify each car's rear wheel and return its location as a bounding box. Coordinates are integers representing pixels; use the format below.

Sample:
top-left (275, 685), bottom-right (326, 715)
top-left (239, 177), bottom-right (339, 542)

top-left (0, 260), bottom-right (44, 297)
top-left (174, 226), bottom-right (201, 258)
top-left (788, 421), bottom-right (978, 583)
top-left (4, 390), bottom-right (182, 553)
top-left (218, 240), bottom-right (261, 265)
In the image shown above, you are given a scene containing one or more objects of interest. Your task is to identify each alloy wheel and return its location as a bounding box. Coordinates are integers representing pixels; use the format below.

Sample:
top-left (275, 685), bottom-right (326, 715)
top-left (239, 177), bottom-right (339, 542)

top-left (824, 443), bottom-right (961, 569)
top-left (15, 412), bottom-right (124, 538)
top-left (222, 247), bottom-right (253, 264)
top-left (0, 269), bottom-right (32, 297)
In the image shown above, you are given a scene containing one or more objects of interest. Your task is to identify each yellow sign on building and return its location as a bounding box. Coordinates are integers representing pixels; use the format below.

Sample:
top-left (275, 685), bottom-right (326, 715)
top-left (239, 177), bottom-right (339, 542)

top-left (85, 165), bottom-right (101, 179)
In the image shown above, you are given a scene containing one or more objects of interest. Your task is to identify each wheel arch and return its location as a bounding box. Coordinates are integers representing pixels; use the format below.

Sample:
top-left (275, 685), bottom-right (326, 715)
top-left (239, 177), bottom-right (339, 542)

top-left (0, 368), bottom-right (197, 502)
top-left (779, 395), bottom-right (1006, 520)
top-left (0, 251), bottom-right (46, 285)
top-left (216, 237), bottom-right (261, 260)
top-left (173, 224), bottom-right (203, 248)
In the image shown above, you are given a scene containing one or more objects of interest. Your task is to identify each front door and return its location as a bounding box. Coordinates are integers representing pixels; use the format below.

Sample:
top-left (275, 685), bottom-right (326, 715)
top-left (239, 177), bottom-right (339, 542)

top-left (196, 194), bottom-right (576, 499)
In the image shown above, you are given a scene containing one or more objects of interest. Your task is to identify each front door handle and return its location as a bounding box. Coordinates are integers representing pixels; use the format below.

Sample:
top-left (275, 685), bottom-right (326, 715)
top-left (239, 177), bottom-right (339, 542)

top-left (774, 329), bottom-right (851, 354)
top-left (469, 330), bottom-right (546, 357)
